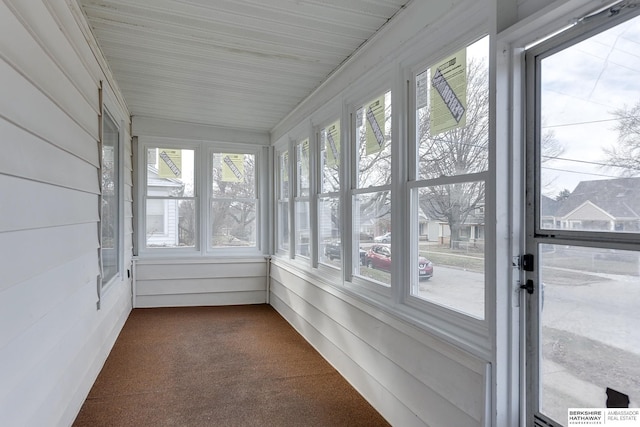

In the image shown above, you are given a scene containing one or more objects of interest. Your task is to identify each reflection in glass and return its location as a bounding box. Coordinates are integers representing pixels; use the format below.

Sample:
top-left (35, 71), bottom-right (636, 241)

top-left (146, 199), bottom-right (196, 248)
top-left (295, 200), bottom-right (310, 258)
top-left (354, 192), bottom-right (391, 286)
top-left (278, 150), bottom-right (290, 252)
top-left (355, 92), bottom-right (392, 189)
top-left (210, 201), bottom-right (256, 247)
top-left (539, 15), bottom-right (640, 232)
top-left (416, 36), bottom-right (489, 180)
top-left (278, 200), bottom-right (289, 252)
top-left (412, 185), bottom-right (485, 319)
top-left (101, 114), bottom-right (119, 283)
top-left (146, 148), bottom-right (194, 197)
top-left (321, 122), bottom-right (341, 194)
top-left (539, 244), bottom-right (640, 424)
top-left (210, 153), bottom-right (256, 248)
top-left (296, 139), bottom-right (310, 197)
top-left (318, 197), bottom-right (340, 267)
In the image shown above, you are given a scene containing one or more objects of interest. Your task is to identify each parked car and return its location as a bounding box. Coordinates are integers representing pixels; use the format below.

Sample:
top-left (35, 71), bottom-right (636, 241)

top-left (324, 240), bottom-right (366, 265)
top-left (324, 240), bottom-right (341, 260)
top-left (359, 232), bottom-right (374, 241)
top-left (364, 243), bottom-right (433, 280)
top-left (374, 232), bottom-right (391, 243)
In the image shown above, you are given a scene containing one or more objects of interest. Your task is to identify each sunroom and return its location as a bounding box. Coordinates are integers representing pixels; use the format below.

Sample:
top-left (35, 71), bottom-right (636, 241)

top-left (2, 0), bottom-right (640, 426)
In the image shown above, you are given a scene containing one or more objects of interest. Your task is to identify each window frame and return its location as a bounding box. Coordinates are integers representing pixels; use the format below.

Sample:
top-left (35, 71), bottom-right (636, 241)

top-left (345, 83), bottom-right (395, 297)
top-left (316, 116), bottom-right (343, 273)
top-left (207, 146), bottom-right (262, 254)
top-left (402, 34), bottom-right (490, 324)
top-left (137, 137), bottom-right (266, 258)
top-left (293, 136), bottom-right (312, 260)
top-left (100, 107), bottom-right (123, 289)
top-left (275, 143), bottom-right (291, 257)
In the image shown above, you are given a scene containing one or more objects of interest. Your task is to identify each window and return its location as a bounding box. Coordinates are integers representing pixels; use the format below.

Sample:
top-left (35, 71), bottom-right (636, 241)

top-left (277, 149), bottom-right (290, 254)
top-left (101, 111), bottom-right (120, 285)
top-left (211, 152), bottom-right (257, 248)
top-left (144, 147), bottom-right (196, 249)
top-left (410, 36), bottom-right (489, 319)
top-left (318, 120), bottom-right (341, 268)
top-left (295, 138), bottom-right (311, 258)
top-left (352, 91), bottom-right (392, 286)
top-left (139, 140), bottom-right (265, 255)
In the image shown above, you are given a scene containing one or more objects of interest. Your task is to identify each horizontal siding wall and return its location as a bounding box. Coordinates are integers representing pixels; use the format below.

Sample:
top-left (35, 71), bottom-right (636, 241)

top-left (134, 258), bottom-right (268, 307)
top-left (270, 262), bottom-right (489, 427)
top-left (0, 1), bottom-right (132, 426)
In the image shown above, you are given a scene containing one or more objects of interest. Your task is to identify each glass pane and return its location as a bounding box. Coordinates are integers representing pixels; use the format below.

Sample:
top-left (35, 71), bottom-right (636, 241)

top-left (279, 150), bottom-right (289, 198)
top-left (318, 196), bottom-right (340, 267)
top-left (295, 200), bottom-right (310, 257)
top-left (321, 121), bottom-right (340, 193)
top-left (146, 199), bottom-right (165, 234)
top-left (211, 200), bottom-right (256, 247)
top-left (412, 183), bottom-right (485, 319)
top-left (146, 199), bottom-right (196, 248)
top-left (278, 200), bottom-right (289, 252)
top-left (102, 113), bottom-right (119, 283)
top-left (296, 139), bottom-right (310, 197)
top-left (539, 244), bottom-right (640, 424)
top-left (212, 153), bottom-right (255, 198)
top-left (355, 91), bottom-right (392, 189)
top-left (417, 36), bottom-right (489, 180)
top-left (539, 15), bottom-right (640, 233)
top-left (354, 191), bottom-right (391, 286)
top-left (146, 148), bottom-right (195, 197)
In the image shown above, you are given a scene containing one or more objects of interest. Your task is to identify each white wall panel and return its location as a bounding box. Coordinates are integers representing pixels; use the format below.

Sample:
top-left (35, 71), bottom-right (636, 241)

top-left (0, 223), bottom-right (99, 292)
top-left (270, 263), bottom-right (489, 427)
top-left (0, 1), bottom-right (133, 426)
top-left (0, 58), bottom-right (98, 164)
top-left (269, 293), bottom-right (426, 427)
top-left (133, 258), bottom-right (268, 307)
top-left (0, 1), bottom-right (98, 136)
top-left (136, 292), bottom-right (267, 308)
top-left (136, 277), bottom-right (265, 296)
top-left (135, 259), bottom-right (266, 281)
top-left (133, 116), bottom-right (270, 145)
top-left (0, 118), bottom-right (98, 193)
top-left (3, 0), bottom-right (99, 104)
top-left (0, 252), bottom-right (98, 350)
top-left (0, 175), bottom-right (97, 233)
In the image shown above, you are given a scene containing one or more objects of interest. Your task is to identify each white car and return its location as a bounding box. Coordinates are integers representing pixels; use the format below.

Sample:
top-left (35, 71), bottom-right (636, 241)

top-left (374, 232), bottom-right (391, 243)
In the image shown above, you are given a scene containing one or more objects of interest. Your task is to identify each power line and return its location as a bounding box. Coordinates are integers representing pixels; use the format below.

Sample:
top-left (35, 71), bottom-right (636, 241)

top-left (541, 155), bottom-right (640, 171)
top-left (541, 166), bottom-right (626, 178)
top-left (540, 116), bottom-right (635, 129)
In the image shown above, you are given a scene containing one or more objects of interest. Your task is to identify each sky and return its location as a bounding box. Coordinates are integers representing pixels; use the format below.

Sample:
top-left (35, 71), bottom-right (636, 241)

top-left (540, 13), bottom-right (640, 197)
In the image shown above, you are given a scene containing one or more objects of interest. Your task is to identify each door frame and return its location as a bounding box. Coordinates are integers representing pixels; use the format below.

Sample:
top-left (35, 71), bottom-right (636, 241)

top-left (522, 3), bottom-right (640, 425)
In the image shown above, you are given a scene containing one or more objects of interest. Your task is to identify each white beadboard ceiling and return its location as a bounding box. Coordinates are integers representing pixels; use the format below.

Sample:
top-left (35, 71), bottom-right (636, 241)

top-left (78, 0), bottom-right (409, 134)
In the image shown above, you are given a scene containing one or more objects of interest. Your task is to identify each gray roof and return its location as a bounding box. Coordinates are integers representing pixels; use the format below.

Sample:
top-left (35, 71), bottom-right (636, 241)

top-left (540, 195), bottom-right (560, 217)
top-left (555, 177), bottom-right (640, 219)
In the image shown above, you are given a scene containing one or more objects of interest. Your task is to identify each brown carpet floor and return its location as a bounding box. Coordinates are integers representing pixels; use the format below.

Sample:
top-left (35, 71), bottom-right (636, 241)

top-left (73, 305), bottom-right (390, 427)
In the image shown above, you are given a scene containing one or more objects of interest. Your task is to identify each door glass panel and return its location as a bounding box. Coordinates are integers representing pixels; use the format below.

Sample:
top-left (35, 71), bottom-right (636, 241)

top-left (538, 244), bottom-right (640, 424)
top-left (539, 15), bottom-right (640, 233)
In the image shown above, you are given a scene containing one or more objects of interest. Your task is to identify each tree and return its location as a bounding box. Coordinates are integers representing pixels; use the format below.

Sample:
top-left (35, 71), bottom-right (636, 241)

top-left (603, 101), bottom-right (640, 176)
top-left (555, 189), bottom-right (571, 202)
top-left (417, 57), bottom-right (488, 248)
top-left (354, 97), bottom-right (393, 236)
top-left (210, 154), bottom-right (257, 245)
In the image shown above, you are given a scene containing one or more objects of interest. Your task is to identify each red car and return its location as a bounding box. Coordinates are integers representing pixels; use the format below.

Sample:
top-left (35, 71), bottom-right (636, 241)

top-left (365, 244), bottom-right (433, 280)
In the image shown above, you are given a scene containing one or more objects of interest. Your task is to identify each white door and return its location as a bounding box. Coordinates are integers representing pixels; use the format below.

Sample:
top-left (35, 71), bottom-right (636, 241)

top-left (524, 5), bottom-right (640, 426)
